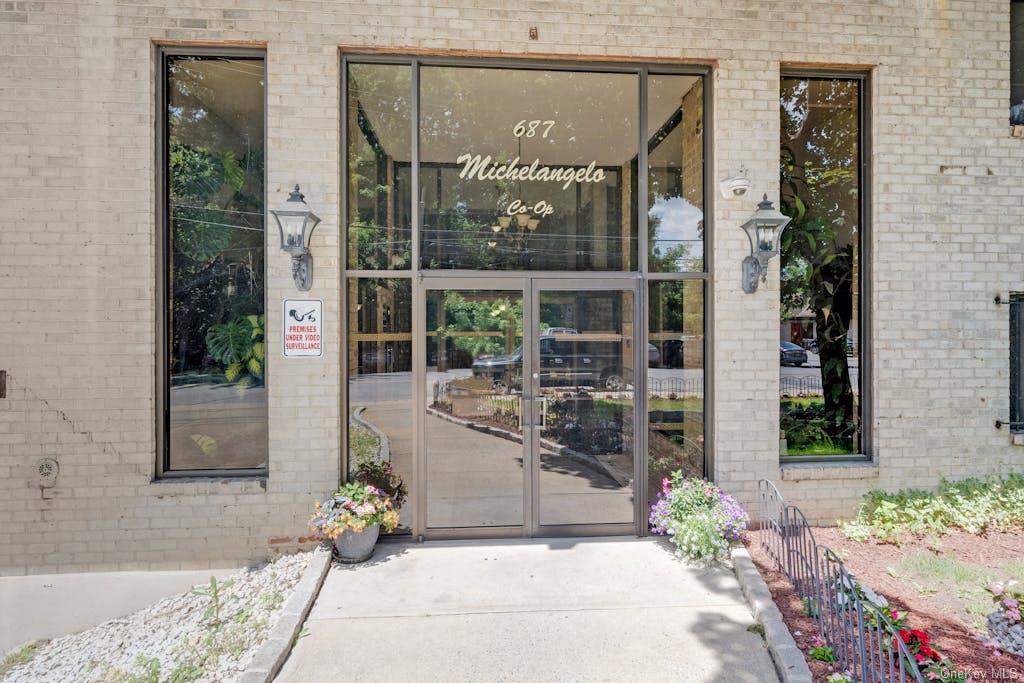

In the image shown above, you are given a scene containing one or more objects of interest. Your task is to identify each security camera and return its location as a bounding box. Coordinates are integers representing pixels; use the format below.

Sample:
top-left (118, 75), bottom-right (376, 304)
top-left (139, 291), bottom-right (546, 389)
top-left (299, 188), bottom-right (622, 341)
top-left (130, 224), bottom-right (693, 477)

top-left (719, 174), bottom-right (751, 199)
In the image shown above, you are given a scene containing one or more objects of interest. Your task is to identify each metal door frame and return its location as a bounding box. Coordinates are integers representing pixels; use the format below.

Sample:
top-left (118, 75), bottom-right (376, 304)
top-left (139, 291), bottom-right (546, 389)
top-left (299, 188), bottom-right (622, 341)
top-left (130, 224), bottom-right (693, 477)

top-left (415, 273), bottom-right (642, 539)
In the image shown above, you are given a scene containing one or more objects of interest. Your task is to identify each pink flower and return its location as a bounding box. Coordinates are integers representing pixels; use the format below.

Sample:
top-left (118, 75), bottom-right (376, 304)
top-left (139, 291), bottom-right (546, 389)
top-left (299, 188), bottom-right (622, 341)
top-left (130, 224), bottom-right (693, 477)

top-left (1003, 597), bottom-right (1019, 610)
top-left (989, 582), bottom-right (1005, 596)
top-left (661, 478), bottom-right (671, 494)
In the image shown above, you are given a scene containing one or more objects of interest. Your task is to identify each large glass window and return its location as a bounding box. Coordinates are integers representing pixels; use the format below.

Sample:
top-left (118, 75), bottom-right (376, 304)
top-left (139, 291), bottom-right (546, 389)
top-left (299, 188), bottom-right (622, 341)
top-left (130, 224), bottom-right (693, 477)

top-left (347, 63), bottom-right (413, 270)
top-left (348, 278), bottom-right (413, 532)
top-left (779, 74), bottom-right (864, 458)
top-left (647, 280), bottom-right (704, 506)
top-left (163, 54), bottom-right (267, 472)
top-left (344, 59), bottom-right (709, 535)
top-left (647, 75), bottom-right (704, 272)
top-left (1013, 1), bottom-right (1024, 125)
top-left (419, 66), bottom-right (638, 271)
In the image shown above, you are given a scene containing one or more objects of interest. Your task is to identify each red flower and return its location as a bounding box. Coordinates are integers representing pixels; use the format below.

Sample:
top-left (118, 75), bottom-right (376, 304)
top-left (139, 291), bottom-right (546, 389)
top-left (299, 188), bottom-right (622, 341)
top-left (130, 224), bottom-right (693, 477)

top-left (910, 630), bottom-right (930, 646)
top-left (919, 646), bottom-right (941, 662)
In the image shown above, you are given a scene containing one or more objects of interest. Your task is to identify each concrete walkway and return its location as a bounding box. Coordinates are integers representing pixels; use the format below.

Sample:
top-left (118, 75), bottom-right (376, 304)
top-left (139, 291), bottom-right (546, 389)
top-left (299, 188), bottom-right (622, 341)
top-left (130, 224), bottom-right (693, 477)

top-left (277, 537), bottom-right (778, 682)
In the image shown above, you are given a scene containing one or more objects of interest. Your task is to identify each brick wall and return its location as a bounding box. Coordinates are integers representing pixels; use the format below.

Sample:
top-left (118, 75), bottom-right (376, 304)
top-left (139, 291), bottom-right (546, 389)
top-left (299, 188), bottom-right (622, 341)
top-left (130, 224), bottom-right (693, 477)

top-left (1, 0), bottom-right (1022, 572)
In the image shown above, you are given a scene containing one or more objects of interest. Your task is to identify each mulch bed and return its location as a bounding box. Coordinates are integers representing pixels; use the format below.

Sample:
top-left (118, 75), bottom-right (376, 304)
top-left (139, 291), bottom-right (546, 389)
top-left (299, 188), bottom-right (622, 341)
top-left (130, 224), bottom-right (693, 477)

top-left (745, 529), bottom-right (1024, 682)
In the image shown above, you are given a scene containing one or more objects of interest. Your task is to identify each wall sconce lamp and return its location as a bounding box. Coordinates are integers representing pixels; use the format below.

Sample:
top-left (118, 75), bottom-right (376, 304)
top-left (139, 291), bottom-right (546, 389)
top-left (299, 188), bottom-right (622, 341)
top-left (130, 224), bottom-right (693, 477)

top-left (271, 184), bottom-right (321, 291)
top-left (740, 194), bottom-right (792, 294)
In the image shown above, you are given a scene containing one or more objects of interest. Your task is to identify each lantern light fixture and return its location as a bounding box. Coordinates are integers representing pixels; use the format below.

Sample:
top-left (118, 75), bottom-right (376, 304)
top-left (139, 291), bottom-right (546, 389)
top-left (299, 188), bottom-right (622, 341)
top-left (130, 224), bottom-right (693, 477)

top-left (271, 184), bottom-right (321, 291)
top-left (740, 194), bottom-right (792, 294)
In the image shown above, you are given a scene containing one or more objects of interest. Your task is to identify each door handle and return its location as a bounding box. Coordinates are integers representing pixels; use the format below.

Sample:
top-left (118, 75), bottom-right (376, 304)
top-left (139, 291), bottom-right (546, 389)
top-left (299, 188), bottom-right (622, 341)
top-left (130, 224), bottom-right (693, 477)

top-left (523, 397), bottom-right (546, 428)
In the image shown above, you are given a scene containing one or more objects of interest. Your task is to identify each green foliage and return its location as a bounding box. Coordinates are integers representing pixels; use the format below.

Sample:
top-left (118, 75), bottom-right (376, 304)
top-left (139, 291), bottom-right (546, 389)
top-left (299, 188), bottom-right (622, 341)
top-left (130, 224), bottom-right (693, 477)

top-left (191, 576), bottom-right (235, 627)
top-left (809, 645), bottom-right (837, 663)
top-left (258, 590), bottom-right (284, 612)
top-left (841, 474), bottom-right (1024, 542)
top-left (438, 292), bottom-right (522, 360)
top-left (348, 422), bottom-right (381, 465)
top-left (780, 399), bottom-right (854, 455)
top-left (205, 315), bottom-right (265, 386)
top-left (0, 642), bottom-right (41, 678)
top-left (124, 656), bottom-right (161, 683)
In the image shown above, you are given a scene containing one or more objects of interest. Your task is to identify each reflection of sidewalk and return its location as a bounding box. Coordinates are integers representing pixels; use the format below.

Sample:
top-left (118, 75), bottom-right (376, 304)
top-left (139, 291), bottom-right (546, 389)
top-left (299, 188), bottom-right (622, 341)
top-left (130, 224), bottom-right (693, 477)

top-left (279, 538), bottom-right (778, 682)
top-left (353, 400), bottom-right (633, 526)
top-left (425, 404), bottom-right (632, 487)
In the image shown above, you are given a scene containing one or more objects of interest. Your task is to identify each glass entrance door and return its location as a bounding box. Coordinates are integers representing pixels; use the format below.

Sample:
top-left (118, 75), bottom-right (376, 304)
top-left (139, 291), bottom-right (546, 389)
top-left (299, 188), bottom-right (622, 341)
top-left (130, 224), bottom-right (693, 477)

top-left (530, 281), bottom-right (638, 532)
top-left (421, 277), bottom-right (639, 536)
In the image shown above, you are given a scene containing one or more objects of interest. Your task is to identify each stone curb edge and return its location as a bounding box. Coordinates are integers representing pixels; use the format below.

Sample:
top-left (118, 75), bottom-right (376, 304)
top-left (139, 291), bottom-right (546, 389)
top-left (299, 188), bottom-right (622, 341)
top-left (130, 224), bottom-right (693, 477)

top-left (731, 546), bottom-right (813, 683)
top-left (236, 546), bottom-right (332, 683)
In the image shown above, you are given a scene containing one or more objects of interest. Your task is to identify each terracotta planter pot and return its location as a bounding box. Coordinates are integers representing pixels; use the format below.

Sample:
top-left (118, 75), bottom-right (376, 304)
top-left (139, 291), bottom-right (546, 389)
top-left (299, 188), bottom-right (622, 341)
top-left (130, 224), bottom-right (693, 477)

top-left (333, 524), bottom-right (380, 563)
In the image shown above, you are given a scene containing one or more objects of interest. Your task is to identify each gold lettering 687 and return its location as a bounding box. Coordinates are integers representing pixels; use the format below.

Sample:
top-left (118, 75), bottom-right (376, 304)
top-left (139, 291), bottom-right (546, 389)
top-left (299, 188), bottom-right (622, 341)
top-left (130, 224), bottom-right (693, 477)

top-left (513, 120), bottom-right (555, 138)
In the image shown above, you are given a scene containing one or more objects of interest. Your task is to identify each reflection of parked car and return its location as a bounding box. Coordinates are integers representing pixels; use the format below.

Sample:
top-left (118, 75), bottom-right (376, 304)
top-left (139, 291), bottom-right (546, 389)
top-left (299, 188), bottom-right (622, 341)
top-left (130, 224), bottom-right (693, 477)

top-left (800, 337), bottom-right (853, 355)
top-left (780, 341), bottom-right (808, 367)
top-left (545, 327), bottom-right (579, 335)
top-left (471, 335), bottom-right (629, 391)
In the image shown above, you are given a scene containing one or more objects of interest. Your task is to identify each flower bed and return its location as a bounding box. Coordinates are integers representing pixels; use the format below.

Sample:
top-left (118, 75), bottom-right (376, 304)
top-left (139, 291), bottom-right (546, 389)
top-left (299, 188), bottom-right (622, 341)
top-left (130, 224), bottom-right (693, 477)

top-left (748, 526), bottom-right (1024, 681)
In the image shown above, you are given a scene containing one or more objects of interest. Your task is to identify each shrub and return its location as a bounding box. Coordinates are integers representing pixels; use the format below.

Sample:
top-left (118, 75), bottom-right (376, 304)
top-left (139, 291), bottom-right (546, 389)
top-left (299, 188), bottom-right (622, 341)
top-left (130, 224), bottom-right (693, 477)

top-left (649, 472), bottom-right (749, 563)
top-left (840, 474), bottom-right (1024, 542)
top-left (309, 482), bottom-right (399, 539)
top-left (205, 314), bottom-right (265, 386)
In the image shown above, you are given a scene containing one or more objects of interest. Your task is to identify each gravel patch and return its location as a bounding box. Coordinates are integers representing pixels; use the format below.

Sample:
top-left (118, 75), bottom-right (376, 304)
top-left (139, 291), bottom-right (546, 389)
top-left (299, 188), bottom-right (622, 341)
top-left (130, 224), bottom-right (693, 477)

top-left (1, 552), bottom-right (311, 683)
top-left (988, 611), bottom-right (1024, 658)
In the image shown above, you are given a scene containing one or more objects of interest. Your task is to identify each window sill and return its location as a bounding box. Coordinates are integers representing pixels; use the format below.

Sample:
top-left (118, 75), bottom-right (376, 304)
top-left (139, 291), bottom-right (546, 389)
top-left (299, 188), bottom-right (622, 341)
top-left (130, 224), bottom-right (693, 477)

top-left (1011, 432), bottom-right (1024, 446)
top-left (780, 459), bottom-right (878, 482)
top-left (150, 474), bottom-right (267, 495)
top-left (1012, 125), bottom-right (1024, 138)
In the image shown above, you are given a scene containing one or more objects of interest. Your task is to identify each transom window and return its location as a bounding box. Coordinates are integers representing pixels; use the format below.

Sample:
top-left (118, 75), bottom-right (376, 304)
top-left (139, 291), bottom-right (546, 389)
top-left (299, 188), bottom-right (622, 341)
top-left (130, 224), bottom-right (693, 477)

top-left (345, 60), bottom-right (705, 274)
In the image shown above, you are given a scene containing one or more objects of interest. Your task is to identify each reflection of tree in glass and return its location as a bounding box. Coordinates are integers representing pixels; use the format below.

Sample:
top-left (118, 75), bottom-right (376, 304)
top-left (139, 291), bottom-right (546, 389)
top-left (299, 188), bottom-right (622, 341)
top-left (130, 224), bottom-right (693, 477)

top-left (347, 64), bottom-right (412, 270)
top-left (780, 78), bottom-right (859, 451)
top-left (168, 57), bottom-right (265, 378)
top-left (440, 292), bottom-right (523, 359)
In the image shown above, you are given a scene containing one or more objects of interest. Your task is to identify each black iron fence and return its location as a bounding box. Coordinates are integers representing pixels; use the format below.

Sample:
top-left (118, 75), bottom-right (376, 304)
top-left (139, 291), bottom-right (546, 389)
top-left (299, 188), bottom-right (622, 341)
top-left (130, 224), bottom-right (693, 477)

top-left (780, 375), bottom-right (823, 396)
top-left (757, 480), bottom-right (925, 683)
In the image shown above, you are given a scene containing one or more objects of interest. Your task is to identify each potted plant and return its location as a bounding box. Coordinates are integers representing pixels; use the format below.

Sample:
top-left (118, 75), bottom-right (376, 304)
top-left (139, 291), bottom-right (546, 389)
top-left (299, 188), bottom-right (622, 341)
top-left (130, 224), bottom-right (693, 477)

top-left (352, 456), bottom-right (407, 510)
top-left (309, 482), bottom-right (399, 563)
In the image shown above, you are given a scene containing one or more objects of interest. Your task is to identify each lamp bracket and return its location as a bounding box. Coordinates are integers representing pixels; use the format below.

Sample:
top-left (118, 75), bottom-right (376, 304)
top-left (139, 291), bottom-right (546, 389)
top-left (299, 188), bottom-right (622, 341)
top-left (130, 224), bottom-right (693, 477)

top-left (291, 252), bottom-right (313, 291)
top-left (742, 255), bottom-right (764, 294)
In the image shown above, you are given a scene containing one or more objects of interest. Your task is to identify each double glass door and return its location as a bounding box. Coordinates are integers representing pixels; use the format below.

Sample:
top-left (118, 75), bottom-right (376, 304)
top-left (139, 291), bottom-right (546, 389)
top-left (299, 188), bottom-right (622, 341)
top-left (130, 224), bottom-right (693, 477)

top-left (422, 277), bottom-right (640, 536)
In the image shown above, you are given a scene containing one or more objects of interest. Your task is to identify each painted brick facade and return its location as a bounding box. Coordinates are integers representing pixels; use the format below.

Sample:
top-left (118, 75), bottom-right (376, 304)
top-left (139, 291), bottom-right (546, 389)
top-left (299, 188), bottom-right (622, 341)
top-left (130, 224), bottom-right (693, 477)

top-left (1, 0), bottom-right (1022, 572)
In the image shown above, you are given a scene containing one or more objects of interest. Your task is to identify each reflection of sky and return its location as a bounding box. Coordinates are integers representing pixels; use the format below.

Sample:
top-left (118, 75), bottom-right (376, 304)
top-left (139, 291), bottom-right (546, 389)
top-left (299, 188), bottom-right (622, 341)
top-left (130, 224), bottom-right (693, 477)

top-left (648, 195), bottom-right (702, 242)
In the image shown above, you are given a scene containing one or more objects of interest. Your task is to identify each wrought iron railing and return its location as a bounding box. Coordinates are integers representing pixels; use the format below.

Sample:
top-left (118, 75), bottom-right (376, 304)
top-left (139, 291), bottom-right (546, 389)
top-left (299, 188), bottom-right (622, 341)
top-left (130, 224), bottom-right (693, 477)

top-left (780, 375), bottom-right (824, 397)
top-left (757, 480), bottom-right (925, 683)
